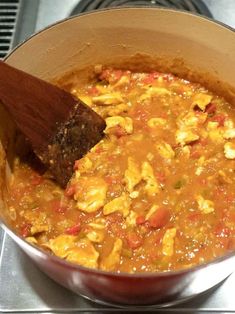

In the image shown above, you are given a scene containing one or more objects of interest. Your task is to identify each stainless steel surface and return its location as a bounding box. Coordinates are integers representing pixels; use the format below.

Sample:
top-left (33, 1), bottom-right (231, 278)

top-left (1, 0), bottom-right (235, 312)
top-left (205, 0), bottom-right (235, 28)
top-left (1, 234), bottom-right (235, 313)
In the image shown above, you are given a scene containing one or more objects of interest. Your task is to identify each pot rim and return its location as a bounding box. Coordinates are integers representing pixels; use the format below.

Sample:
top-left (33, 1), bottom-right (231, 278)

top-left (2, 7), bottom-right (235, 279)
top-left (5, 6), bottom-right (235, 63)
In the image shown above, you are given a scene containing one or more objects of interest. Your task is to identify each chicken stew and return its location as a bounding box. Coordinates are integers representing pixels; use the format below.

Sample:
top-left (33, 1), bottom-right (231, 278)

top-left (7, 66), bottom-right (235, 273)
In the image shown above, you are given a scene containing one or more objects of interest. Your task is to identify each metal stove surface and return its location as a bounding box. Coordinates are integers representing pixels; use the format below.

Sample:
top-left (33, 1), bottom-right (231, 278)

top-left (1, 0), bottom-right (235, 313)
top-left (1, 233), bottom-right (235, 313)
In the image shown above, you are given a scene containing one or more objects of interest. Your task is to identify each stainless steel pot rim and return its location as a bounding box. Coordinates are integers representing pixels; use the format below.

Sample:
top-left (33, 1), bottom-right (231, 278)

top-left (2, 6), bottom-right (235, 279)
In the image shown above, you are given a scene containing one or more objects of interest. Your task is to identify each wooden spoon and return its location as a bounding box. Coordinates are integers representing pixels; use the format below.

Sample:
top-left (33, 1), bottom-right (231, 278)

top-left (0, 60), bottom-right (105, 187)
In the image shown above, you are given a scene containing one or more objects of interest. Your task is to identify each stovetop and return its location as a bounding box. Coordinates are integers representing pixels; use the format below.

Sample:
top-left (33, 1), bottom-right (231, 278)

top-left (1, 0), bottom-right (235, 313)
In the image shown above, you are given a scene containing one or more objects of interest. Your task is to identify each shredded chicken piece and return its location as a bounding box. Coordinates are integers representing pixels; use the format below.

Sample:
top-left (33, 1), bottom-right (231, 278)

top-left (147, 118), bottom-right (166, 128)
top-left (31, 224), bottom-right (49, 235)
top-left (74, 177), bottom-right (108, 213)
top-left (102, 103), bottom-right (129, 117)
top-left (156, 142), bottom-right (175, 159)
top-left (196, 195), bottom-right (214, 214)
top-left (88, 218), bottom-right (106, 230)
top-left (176, 129), bottom-right (199, 146)
top-left (86, 229), bottom-right (105, 243)
top-left (141, 161), bottom-right (159, 195)
top-left (100, 239), bottom-right (122, 271)
top-left (113, 75), bottom-right (130, 88)
top-left (192, 93), bottom-right (212, 111)
top-left (224, 142), bottom-right (235, 159)
top-left (79, 95), bottom-right (92, 106)
top-left (140, 87), bottom-right (171, 101)
top-left (207, 121), bottom-right (219, 130)
top-left (75, 156), bottom-right (92, 173)
top-left (105, 116), bottom-right (133, 135)
top-left (126, 210), bottom-right (138, 227)
top-left (223, 128), bottom-right (235, 140)
top-left (92, 92), bottom-right (123, 105)
top-left (177, 112), bottom-right (207, 129)
top-left (124, 157), bottom-right (142, 193)
top-left (25, 237), bottom-right (37, 245)
top-left (224, 119), bottom-right (234, 129)
top-left (66, 239), bottom-right (99, 269)
top-left (22, 211), bottom-right (50, 236)
top-left (206, 121), bottom-right (224, 143)
top-left (103, 193), bottom-right (131, 217)
top-left (208, 129), bottom-right (224, 143)
top-left (162, 228), bottom-right (177, 256)
top-left (44, 235), bottom-right (78, 258)
top-left (145, 205), bottom-right (159, 220)
top-left (181, 146), bottom-right (191, 158)
top-left (129, 191), bottom-right (139, 199)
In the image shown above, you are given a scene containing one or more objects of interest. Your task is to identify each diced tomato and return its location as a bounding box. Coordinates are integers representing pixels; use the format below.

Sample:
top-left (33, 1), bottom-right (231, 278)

top-left (214, 185), bottom-right (226, 198)
top-left (148, 208), bottom-right (170, 229)
top-left (156, 172), bottom-right (166, 184)
top-left (107, 155), bottom-right (115, 162)
top-left (210, 114), bottom-right (226, 127)
top-left (31, 175), bottom-right (44, 186)
top-left (99, 69), bottom-right (111, 81)
top-left (112, 70), bottom-right (123, 82)
top-left (225, 194), bottom-right (235, 204)
top-left (87, 86), bottom-right (99, 96)
top-left (136, 215), bottom-right (145, 225)
top-left (162, 73), bottom-right (175, 82)
top-left (142, 72), bottom-right (159, 84)
top-left (190, 137), bottom-right (207, 149)
top-left (214, 223), bottom-right (230, 238)
top-left (199, 138), bottom-right (208, 146)
top-left (21, 224), bottom-right (31, 237)
top-left (105, 175), bottom-right (120, 185)
top-left (50, 200), bottom-right (67, 213)
top-left (94, 147), bottom-right (105, 154)
top-left (205, 103), bottom-right (217, 114)
top-left (114, 126), bottom-right (127, 138)
top-left (199, 178), bottom-right (207, 185)
top-left (100, 69), bottom-right (123, 83)
top-left (126, 232), bottom-right (143, 249)
top-left (190, 150), bottom-right (201, 159)
top-left (188, 212), bottom-right (201, 222)
top-left (73, 160), bottom-right (79, 171)
top-left (65, 184), bottom-right (76, 197)
top-left (105, 176), bottom-right (113, 185)
top-left (65, 223), bottom-right (81, 235)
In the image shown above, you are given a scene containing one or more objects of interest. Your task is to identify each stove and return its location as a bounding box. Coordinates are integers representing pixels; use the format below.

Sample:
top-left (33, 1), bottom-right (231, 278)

top-left (70, 0), bottom-right (212, 17)
top-left (1, 1), bottom-right (235, 313)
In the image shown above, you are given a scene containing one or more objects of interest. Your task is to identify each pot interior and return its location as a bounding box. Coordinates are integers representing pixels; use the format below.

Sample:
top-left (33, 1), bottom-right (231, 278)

top-left (0, 6), bottom-right (235, 259)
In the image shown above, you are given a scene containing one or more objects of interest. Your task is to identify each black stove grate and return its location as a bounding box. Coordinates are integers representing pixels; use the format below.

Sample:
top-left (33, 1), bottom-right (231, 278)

top-left (0, 0), bottom-right (21, 58)
top-left (71, 0), bottom-right (212, 18)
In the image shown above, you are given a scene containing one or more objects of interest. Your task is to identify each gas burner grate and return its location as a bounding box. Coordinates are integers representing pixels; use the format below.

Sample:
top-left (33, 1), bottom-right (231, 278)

top-left (0, 0), bottom-right (21, 58)
top-left (71, 0), bottom-right (212, 18)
